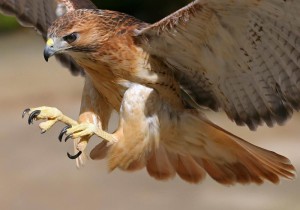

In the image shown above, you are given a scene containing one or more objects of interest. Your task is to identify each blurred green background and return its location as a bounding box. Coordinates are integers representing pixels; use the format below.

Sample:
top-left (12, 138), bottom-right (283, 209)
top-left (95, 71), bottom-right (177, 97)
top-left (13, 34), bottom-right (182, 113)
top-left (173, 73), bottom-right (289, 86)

top-left (0, 0), bottom-right (191, 32)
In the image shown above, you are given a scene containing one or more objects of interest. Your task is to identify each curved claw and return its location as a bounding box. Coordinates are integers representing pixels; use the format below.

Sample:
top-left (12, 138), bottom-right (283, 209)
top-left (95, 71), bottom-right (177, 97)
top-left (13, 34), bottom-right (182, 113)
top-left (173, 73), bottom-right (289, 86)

top-left (28, 110), bottom-right (41, 125)
top-left (58, 125), bottom-right (71, 142)
top-left (64, 134), bottom-right (73, 142)
top-left (67, 151), bottom-right (82, 159)
top-left (22, 108), bottom-right (30, 119)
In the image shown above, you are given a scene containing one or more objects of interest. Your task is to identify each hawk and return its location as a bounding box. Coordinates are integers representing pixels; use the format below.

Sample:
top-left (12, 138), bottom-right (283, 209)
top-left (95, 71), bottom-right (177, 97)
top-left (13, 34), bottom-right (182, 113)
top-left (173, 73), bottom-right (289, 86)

top-left (1, 0), bottom-right (299, 185)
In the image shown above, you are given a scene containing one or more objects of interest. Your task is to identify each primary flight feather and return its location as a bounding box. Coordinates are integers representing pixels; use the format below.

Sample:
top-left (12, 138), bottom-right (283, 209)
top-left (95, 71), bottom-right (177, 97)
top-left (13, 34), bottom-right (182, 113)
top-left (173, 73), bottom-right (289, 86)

top-left (1, 0), bottom-right (299, 185)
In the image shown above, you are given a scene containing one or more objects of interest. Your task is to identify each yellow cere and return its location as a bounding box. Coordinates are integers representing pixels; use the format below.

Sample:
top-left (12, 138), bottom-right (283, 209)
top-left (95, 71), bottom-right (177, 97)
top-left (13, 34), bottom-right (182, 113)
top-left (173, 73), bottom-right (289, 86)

top-left (46, 38), bottom-right (54, 47)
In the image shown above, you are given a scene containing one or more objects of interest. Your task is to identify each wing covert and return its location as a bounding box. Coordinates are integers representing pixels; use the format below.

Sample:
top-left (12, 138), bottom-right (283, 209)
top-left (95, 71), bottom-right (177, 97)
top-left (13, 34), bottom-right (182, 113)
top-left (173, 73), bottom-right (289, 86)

top-left (135, 0), bottom-right (300, 130)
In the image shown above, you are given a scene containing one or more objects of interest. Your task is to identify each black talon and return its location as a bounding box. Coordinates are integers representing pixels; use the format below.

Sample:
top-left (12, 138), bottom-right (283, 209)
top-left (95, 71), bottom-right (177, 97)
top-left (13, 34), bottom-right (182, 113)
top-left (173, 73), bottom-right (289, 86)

top-left (28, 110), bottom-right (41, 125)
top-left (58, 125), bottom-right (71, 142)
top-left (67, 151), bottom-right (82, 159)
top-left (22, 108), bottom-right (30, 118)
top-left (64, 134), bottom-right (73, 142)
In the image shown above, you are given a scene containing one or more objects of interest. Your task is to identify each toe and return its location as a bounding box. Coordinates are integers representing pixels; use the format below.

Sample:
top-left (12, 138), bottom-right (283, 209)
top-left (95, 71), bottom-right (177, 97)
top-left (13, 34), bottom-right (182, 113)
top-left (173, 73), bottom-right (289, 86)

top-left (71, 129), bottom-right (94, 139)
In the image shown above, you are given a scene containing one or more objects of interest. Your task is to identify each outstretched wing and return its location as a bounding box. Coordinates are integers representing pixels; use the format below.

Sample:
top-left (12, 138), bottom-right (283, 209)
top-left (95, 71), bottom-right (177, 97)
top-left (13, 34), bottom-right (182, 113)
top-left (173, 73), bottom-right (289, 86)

top-left (0, 0), bottom-right (97, 75)
top-left (135, 0), bottom-right (300, 130)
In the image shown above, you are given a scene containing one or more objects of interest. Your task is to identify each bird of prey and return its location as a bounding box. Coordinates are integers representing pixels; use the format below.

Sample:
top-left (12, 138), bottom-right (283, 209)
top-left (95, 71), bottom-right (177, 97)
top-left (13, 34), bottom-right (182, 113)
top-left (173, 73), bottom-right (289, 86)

top-left (1, 0), bottom-right (299, 185)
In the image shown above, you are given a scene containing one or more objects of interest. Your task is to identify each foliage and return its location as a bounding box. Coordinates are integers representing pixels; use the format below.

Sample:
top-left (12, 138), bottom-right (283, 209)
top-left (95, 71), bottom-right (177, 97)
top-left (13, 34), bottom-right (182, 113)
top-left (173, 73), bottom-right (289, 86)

top-left (94, 0), bottom-right (191, 22)
top-left (0, 14), bottom-right (19, 32)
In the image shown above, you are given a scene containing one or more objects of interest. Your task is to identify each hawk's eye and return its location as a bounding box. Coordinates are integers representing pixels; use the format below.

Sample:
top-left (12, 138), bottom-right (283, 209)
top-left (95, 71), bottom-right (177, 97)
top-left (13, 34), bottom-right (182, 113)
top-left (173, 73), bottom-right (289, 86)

top-left (63, 33), bottom-right (77, 44)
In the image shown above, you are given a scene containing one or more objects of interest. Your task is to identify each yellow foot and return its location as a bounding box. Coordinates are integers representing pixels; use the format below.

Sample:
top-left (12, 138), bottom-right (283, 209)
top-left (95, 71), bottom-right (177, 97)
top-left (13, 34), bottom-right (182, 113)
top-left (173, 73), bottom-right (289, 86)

top-left (22, 106), bottom-right (117, 160)
top-left (22, 106), bottom-right (78, 133)
top-left (59, 123), bottom-right (117, 144)
top-left (58, 123), bottom-right (117, 159)
top-left (22, 106), bottom-right (82, 160)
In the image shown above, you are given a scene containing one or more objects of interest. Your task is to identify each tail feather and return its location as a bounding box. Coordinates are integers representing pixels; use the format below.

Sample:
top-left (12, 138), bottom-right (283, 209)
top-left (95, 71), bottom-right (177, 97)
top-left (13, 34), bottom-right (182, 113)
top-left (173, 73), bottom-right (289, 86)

top-left (199, 159), bottom-right (238, 185)
top-left (146, 146), bottom-right (176, 180)
top-left (224, 162), bottom-right (263, 184)
top-left (236, 139), bottom-right (296, 179)
top-left (236, 149), bottom-right (295, 183)
top-left (180, 117), bottom-right (296, 185)
top-left (106, 139), bottom-right (149, 171)
top-left (90, 141), bottom-right (109, 160)
top-left (168, 152), bottom-right (206, 184)
top-left (126, 159), bottom-right (146, 171)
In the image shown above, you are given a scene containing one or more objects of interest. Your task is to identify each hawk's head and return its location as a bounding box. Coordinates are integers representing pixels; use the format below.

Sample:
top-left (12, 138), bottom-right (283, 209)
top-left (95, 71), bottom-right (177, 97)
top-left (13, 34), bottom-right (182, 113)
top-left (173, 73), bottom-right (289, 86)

top-left (43, 9), bottom-right (113, 61)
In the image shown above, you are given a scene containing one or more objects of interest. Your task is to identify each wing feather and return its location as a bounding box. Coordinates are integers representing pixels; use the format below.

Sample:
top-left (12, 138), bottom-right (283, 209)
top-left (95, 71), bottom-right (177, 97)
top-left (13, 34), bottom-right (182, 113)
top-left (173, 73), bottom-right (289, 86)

top-left (58, 0), bottom-right (96, 12)
top-left (0, 0), bottom-right (97, 75)
top-left (135, 0), bottom-right (300, 129)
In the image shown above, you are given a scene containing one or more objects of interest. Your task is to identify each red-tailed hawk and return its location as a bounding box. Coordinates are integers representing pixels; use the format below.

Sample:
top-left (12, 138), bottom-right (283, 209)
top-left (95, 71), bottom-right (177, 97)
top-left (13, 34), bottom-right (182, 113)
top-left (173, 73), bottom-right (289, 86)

top-left (1, 0), bottom-right (299, 185)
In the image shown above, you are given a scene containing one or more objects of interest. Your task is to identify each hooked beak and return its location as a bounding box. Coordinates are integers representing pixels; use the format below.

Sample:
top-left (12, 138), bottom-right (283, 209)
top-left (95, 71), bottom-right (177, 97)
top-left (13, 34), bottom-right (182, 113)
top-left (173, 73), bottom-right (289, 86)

top-left (43, 38), bottom-right (56, 62)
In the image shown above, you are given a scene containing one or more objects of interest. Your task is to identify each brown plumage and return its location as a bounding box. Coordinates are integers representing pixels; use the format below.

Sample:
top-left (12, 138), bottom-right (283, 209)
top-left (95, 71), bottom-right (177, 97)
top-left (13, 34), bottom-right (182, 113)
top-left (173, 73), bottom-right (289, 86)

top-left (1, 0), bottom-right (299, 185)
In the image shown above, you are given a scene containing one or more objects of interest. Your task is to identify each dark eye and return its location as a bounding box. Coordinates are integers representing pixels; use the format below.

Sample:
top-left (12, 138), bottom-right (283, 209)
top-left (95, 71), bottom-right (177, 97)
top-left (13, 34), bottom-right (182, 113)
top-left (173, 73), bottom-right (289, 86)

top-left (63, 32), bottom-right (77, 44)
